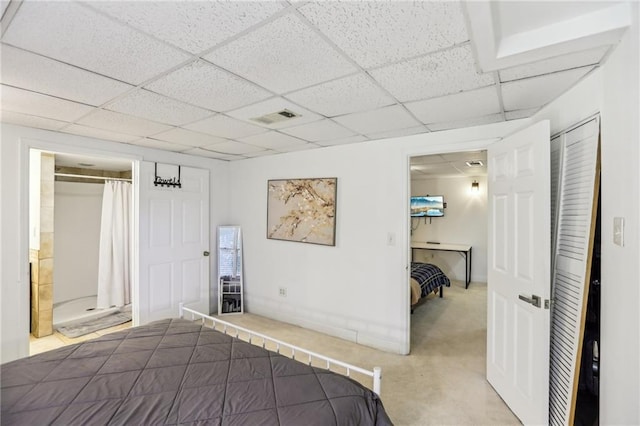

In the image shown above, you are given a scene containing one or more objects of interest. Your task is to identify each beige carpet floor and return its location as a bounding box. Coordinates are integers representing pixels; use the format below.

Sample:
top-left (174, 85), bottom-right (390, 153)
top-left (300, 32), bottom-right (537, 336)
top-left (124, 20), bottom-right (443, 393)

top-left (219, 280), bottom-right (521, 425)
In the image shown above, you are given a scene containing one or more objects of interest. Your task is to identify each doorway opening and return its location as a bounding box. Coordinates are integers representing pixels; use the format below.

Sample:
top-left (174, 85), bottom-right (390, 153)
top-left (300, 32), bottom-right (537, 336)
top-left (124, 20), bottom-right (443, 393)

top-left (28, 149), bottom-right (134, 353)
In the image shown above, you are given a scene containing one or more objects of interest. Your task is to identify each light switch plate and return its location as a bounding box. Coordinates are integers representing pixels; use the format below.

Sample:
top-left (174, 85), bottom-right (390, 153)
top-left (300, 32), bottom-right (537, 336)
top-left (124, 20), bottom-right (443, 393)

top-left (613, 217), bottom-right (624, 247)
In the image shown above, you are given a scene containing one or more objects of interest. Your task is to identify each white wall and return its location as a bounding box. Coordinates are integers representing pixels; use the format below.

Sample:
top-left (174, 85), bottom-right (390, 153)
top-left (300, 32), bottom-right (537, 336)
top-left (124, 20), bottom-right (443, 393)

top-left (0, 123), bottom-right (230, 363)
top-left (227, 121), bottom-right (522, 354)
top-left (53, 181), bottom-right (104, 304)
top-left (530, 5), bottom-right (640, 422)
top-left (411, 176), bottom-right (487, 282)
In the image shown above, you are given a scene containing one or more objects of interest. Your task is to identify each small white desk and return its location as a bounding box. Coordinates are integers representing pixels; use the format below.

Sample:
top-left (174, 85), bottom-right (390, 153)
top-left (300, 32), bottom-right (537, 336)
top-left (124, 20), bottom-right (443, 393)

top-left (411, 242), bottom-right (473, 288)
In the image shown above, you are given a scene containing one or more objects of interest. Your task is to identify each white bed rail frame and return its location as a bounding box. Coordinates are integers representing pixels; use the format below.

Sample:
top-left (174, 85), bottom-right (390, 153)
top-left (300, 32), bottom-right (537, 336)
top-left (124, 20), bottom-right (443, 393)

top-left (179, 304), bottom-right (382, 395)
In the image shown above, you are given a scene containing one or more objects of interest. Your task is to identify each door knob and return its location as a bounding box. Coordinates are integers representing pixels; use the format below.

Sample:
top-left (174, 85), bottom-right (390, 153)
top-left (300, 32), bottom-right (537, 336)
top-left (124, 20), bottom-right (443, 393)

top-left (203, 251), bottom-right (210, 256)
top-left (518, 294), bottom-right (541, 308)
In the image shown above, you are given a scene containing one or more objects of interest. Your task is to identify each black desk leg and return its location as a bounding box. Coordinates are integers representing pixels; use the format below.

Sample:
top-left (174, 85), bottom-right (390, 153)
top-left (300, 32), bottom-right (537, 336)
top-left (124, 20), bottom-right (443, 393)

top-left (464, 247), bottom-right (473, 290)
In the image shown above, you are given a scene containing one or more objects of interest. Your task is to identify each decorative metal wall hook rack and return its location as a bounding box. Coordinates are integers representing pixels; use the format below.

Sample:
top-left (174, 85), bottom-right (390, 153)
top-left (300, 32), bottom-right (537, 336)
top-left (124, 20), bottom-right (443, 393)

top-left (154, 162), bottom-right (182, 188)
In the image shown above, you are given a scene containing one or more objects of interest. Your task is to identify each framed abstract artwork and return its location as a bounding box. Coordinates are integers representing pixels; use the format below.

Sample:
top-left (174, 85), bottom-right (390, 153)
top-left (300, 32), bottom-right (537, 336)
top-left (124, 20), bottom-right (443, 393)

top-left (267, 177), bottom-right (337, 246)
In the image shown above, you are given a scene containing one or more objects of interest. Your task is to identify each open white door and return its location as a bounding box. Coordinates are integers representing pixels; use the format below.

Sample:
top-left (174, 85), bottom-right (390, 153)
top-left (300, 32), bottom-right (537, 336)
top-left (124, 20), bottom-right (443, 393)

top-left (487, 121), bottom-right (551, 425)
top-left (138, 162), bottom-right (210, 324)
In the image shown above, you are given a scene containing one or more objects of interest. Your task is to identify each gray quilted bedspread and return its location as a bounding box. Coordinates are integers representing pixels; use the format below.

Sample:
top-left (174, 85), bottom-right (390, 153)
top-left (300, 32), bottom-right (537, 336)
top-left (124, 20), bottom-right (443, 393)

top-left (1, 319), bottom-right (392, 425)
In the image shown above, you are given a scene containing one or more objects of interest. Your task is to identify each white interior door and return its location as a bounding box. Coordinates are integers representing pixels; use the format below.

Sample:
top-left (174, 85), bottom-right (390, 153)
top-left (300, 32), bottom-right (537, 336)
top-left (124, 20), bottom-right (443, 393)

top-left (138, 162), bottom-right (209, 324)
top-left (487, 121), bottom-right (551, 425)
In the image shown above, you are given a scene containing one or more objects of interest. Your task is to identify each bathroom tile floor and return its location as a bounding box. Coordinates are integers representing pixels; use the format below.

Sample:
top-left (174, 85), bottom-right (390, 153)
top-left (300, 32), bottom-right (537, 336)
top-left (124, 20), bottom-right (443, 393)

top-left (29, 321), bottom-right (132, 355)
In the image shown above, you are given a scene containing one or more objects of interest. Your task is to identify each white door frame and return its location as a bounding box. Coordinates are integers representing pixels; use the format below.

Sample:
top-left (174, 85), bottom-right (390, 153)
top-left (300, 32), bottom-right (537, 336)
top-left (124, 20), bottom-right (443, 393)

top-left (402, 137), bottom-right (500, 354)
top-left (17, 137), bottom-right (141, 355)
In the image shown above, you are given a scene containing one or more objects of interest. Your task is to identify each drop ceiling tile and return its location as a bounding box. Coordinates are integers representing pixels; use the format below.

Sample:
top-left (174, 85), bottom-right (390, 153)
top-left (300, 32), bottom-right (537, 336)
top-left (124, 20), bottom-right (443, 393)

top-left (333, 105), bottom-right (421, 135)
top-left (184, 114), bottom-right (267, 139)
top-left (370, 45), bottom-right (495, 102)
top-left (2, 1), bottom-right (190, 85)
top-left (499, 46), bottom-right (609, 82)
top-left (501, 66), bottom-right (594, 110)
top-left (315, 135), bottom-right (368, 147)
top-left (183, 148), bottom-right (243, 161)
top-left (285, 73), bottom-right (396, 117)
top-left (367, 125), bottom-right (429, 141)
top-left (241, 149), bottom-right (277, 158)
top-left (1, 85), bottom-right (94, 122)
top-left (146, 60), bottom-right (272, 112)
top-left (86, 1), bottom-right (285, 54)
top-left (106, 89), bottom-right (213, 126)
top-left (77, 110), bottom-right (172, 137)
top-left (299, 1), bottom-right (468, 68)
top-left (238, 131), bottom-right (307, 149)
top-left (411, 155), bottom-right (447, 165)
top-left (280, 119), bottom-right (355, 142)
top-left (275, 143), bottom-right (317, 153)
top-left (428, 113), bottom-right (504, 131)
top-left (0, 110), bottom-right (69, 131)
top-left (406, 86), bottom-right (501, 125)
top-left (200, 140), bottom-right (266, 155)
top-left (61, 124), bottom-right (140, 143)
top-left (1, 1), bottom-right (9, 18)
top-left (0, 45), bottom-right (133, 106)
top-left (206, 13), bottom-right (357, 93)
top-left (226, 97), bottom-right (323, 130)
top-left (505, 108), bottom-right (539, 120)
top-left (128, 138), bottom-right (191, 152)
top-left (440, 151), bottom-right (486, 162)
top-left (152, 127), bottom-right (228, 148)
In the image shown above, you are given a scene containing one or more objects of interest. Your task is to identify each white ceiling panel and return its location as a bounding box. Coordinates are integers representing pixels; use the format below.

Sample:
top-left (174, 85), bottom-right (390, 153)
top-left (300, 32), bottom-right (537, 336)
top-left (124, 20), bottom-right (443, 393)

top-left (55, 153), bottom-right (132, 171)
top-left (145, 60), bottom-right (272, 112)
top-left (275, 143), bottom-right (317, 153)
top-left (227, 97), bottom-right (323, 129)
top-left (0, 1), bottom-right (9, 19)
top-left (86, 1), bottom-right (285, 54)
top-left (299, 1), bottom-right (468, 68)
top-left (428, 113), bottom-right (504, 132)
top-left (285, 73), bottom-right (395, 117)
top-left (77, 109), bottom-right (172, 137)
top-left (499, 46), bottom-right (609, 82)
top-left (367, 125), bottom-right (429, 141)
top-left (333, 105), bottom-right (421, 135)
top-left (411, 155), bottom-right (447, 165)
top-left (239, 131), bottom-right (307, 149)
top-left (183, 148), bottom-right (244, 161)
top-left (201, 140), bottom-right (267, 155)
top-left (184, 114), bottom-right (267, 139)
top-left (280, 119), bottom-right (355, 142)
top-left (128, 138), bottom-right (191, 152)
top-left (0, 45), bottom-right (133, 106)
top-left (502, 66), bottom-right (594, 110)
top-left (505, 108), bottom-right (539, 120)
top-left (241, 149), bottom-right (277, 158)
top-left (0, 110), bottom-right (69, 131)
top-left (106, 89), bottom-right (213, 126)
top-left (61, 124), bottom-right (140, 143)
top-left (152, 127), bottom-right (228, 148)
top-left (370, 44), bottom-right (495, 102)
top-left (207, 13), bottom-right (357, 93)
top-left (315, 135), bottom-right (368, 147)
top-left (2, 2), bottom-right (191, 85)
top-left (439, 151), bottom-right (487, 162)
top-left (406, 86), bottom-right (501, 125)
top-left (1, 85), bottom-right (94, 122)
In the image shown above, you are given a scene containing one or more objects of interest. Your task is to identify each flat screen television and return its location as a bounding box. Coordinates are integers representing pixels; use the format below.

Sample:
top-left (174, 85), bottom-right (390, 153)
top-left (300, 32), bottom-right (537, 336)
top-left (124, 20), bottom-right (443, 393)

top-left (410, 195), bottom-right (444, 217)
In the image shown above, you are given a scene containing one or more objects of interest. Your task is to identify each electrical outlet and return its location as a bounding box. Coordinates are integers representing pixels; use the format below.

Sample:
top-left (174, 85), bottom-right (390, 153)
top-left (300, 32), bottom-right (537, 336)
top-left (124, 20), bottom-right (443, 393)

top-left (278, 287), bottom-right (287, 297)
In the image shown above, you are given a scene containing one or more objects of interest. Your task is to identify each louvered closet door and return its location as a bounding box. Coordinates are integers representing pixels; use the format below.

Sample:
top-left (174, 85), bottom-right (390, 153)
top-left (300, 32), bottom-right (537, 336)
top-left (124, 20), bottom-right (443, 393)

top-left (549, 117), bottom-right (600, 426)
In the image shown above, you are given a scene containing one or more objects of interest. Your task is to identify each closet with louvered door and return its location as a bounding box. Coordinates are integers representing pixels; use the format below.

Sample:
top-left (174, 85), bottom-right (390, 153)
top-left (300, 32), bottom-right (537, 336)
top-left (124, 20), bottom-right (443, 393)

top-left (549, 116), bottom-right (600, 426)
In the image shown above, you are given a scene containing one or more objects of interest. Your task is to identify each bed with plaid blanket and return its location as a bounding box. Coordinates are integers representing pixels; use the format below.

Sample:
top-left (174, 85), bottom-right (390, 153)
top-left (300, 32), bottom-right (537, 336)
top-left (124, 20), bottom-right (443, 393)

top-left (410, 262), bottom-right (451, 302)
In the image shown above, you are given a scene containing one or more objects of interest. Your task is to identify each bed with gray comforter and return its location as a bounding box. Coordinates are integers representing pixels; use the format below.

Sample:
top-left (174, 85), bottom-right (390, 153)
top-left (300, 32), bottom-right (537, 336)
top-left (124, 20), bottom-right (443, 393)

top-left (1, 318), bottom-right (392, 425)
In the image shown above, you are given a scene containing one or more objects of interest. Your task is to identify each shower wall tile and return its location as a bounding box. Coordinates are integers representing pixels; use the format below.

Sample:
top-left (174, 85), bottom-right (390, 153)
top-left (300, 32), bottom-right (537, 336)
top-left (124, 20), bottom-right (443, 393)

top-left (39, 285), bottom-right (53, 311)
top-left (40, 180), bottom-right (55, 207)
top-left (40, 206), bottom-right (54, 233)
top-left (31, 282), bottom-right (39, 312)
top-left (38, 258), bottom-right (54, 284)
top-left (40, 232), bottom-right (54, 258)
top-left (38, 310), bottom-right (53, 336)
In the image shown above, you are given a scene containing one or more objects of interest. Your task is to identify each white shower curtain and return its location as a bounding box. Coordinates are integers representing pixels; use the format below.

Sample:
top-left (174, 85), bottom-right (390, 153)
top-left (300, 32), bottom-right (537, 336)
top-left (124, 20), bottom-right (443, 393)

top-left (97, 181), bottom-right (131, 308)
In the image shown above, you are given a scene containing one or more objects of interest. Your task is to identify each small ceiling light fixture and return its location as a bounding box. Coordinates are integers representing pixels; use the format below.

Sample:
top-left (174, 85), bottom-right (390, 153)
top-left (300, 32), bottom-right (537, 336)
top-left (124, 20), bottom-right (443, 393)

top-left (466, 160), bottom-right (484, 167)
top-left (471, 180), bottom-right (480, 193)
